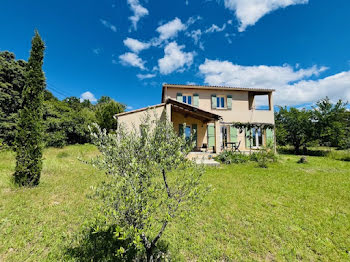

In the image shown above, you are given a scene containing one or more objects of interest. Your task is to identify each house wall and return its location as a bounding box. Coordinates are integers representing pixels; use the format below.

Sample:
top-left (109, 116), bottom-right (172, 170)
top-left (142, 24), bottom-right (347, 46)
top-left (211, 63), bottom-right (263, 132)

top-left (166, 87), bottom-right (275, 124)
top-left (117, 105), bottom-right (168, 134)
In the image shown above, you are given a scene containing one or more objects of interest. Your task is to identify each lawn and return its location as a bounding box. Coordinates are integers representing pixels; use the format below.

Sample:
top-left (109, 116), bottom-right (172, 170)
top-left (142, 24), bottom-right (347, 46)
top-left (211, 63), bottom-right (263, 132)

top-left (1, 145), bottom-right (350, 261)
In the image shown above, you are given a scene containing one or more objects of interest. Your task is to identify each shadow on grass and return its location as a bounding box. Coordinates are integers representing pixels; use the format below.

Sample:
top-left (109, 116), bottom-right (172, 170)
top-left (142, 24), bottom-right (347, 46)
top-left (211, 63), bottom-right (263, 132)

top-left (278, 147), bottom-right (350, 162)
top-left (65, 223), bottom-right (170, 261)
top-left (65, 224), bottom-right (138, 261)
top-left (277, 147), bottom-right (330, 157)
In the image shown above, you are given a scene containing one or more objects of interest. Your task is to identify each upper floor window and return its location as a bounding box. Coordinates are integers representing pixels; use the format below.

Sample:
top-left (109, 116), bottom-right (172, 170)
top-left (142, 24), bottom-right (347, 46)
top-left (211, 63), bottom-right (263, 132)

top-left (182, 95), bottom-right (192, 105)
top-left (216, 95), bottom-right (225, 108)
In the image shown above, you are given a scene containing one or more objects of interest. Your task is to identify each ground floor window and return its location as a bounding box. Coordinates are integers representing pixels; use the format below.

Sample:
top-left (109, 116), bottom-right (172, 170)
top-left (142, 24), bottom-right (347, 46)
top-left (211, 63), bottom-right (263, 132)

top-left (247, 127), bottom-right (264, 148)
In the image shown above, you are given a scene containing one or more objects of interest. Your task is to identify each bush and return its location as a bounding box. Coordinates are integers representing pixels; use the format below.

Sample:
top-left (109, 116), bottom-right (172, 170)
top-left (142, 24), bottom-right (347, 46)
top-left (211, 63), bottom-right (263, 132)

top-left (215, 151), bottom-right (249, 164)
top-left (216, 146), bottom-right (277, 168)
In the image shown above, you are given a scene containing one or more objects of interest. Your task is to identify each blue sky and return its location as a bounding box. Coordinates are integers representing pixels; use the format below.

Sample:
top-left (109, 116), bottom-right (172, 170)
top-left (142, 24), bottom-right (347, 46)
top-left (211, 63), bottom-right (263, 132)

top-left (1, 0), bottom-right (350, 109)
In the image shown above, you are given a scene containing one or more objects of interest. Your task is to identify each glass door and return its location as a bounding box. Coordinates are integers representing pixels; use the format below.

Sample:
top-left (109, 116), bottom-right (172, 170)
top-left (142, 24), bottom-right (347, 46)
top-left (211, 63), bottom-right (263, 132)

top-left (221, 126), bottom-right (228, 149)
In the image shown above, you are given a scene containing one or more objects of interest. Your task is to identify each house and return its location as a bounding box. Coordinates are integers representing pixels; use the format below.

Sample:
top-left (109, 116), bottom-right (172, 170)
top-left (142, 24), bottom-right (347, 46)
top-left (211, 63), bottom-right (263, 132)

top-left (116, 84), bottom-right (275, 153)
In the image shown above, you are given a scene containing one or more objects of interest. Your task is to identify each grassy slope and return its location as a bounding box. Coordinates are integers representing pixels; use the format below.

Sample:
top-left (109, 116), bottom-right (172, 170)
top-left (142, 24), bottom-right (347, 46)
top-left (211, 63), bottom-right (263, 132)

top-left (0, 145), bottom-right (104, 261)
top-left (1, 145), bottom-right (350, 261)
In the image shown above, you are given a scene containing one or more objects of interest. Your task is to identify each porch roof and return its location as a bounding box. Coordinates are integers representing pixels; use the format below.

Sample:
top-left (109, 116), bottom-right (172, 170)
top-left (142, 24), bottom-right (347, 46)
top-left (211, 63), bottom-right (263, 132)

top-left (166, 98), bottom-right (222, 122)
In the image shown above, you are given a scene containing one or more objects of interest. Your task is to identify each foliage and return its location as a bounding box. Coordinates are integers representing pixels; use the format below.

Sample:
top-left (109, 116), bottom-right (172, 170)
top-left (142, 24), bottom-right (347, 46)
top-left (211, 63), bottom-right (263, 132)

top-left (14, 31), bottom-right (45, 186)
top-left (275, 107), bottom-right (314, 154)
top-left (90, 114), bottom-right (207, 261)
top-left (0, 51), bottom-right (27, 145)
top-left (95, 98), bottom-right (125, 131)
top-left (43, 98), bottom-right (97, 147)
top-left (216, 143), bottom-right (276, 168)
top-left (215, 151), bottom-right (249, 164)
top-left (312, 97), bottom-right (349, 147)
top-left (0, 51), bottom-right (125, 148)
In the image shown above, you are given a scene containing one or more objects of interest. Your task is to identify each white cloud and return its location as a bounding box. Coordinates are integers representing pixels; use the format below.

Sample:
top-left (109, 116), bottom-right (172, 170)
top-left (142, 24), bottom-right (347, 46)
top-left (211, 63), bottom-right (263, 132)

top-left (123, 38), bottom-right (150, 53)
top-left (156, 18), bottom-right (186, 42)
top-left (127, 0), bottom-right (149, 30)
top-left (92, 48), bottom-right (102, 55)
top-left (119, 52), bottom-right (146, 70)
top-left (186, 29), bottom-right (202, 45)
top-left (100, 19), bottom-right (117, 32)
top-left (158, 42), bottom-right (194, 75)
top-left (136, 73), bottom-right (156, 80)
top-left (205, 24), bottom-right (226, 33)
top-left (126, 105), bottom-right (134, 110)
top-left (198, 59), bottom-right (348, 106)
top-left (223, 0), bottom-right (308, 32)
top-left (80, 91), bottom-right (97, 103)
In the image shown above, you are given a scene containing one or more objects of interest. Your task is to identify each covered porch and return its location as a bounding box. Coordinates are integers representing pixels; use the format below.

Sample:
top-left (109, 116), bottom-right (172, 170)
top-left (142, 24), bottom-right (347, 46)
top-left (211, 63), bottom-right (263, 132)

top-left (166, 99), bottom-right (222, 153)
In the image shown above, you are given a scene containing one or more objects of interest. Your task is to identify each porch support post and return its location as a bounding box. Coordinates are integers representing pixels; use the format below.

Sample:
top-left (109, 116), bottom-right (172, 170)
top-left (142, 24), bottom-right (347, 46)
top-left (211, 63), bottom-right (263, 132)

top-left (166, 103), bottom-right (171, 121)
top-left (215, 120), bottom-right (221, 154)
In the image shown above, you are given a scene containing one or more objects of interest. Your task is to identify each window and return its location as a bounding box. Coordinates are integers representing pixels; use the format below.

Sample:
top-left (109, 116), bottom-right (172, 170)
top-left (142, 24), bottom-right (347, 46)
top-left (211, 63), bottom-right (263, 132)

top-left (251, 127), bottom-right (263, 148)
top-left (185, 126), bottom-right (191, 142)
top-left (182, 95), bottom-right (192, 105)
top-left (217, 96), bottom-right (225, 108)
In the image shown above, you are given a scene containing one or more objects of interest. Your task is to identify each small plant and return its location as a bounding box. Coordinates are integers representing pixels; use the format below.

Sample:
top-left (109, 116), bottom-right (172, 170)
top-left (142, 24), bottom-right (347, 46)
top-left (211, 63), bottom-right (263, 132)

top-left (215, 151), bottom-right (249, 164)
top-left (297, 156), bottom-right (308, 164)
top-left (57, 151), bottom-right (69, 158)
top-left (89, 114), bottom-right (208, 261)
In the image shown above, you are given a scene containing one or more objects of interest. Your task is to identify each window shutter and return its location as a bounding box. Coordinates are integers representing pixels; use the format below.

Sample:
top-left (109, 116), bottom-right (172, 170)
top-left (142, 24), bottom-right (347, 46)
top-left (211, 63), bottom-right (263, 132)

top-left (176, 93), bottom-right (182, 102)
top-left (193, 93), bottom-right (199, 107)
top-left (230, 126), bottom-right (237, 143)
top-left (245, 127), bottom-right (251, 148)
top-left (192, 124), bottom-right (197, 148)
top-left (211, 94), bottom-right (217, 109)
top-left (207, 124), bottom-right (215, 148)
top-left (266, 128), bottom-right (274, 146)
top-left (227, 95), bottom-right (232, 110)
top-left (179, 124), bottom-right (184, 137)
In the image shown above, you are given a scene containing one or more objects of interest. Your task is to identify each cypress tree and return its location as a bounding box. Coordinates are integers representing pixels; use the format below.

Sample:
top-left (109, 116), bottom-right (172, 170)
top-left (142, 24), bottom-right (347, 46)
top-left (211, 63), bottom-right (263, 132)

top-left (14, 31), bottom-right (46, 186)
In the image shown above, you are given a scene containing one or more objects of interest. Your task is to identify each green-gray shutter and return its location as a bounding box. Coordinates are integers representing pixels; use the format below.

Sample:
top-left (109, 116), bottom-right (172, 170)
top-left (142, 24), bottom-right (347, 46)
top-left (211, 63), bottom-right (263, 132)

top-left (176, 93), bottom-right (182, 102)
top-left (211, 94), bottom-right (217, 109)
top-left (227, 95), bottom-right (232, 110)
top-left (245, 128), bottom-right (251, 148)
top-left (230, 126), bottom-right (237, 143)
top-left (266, 128), bottom-right (274, 146)
top-left (193, 93), bottom-right (199, 107)
top-left (192, 124), bottom-right (197, 147)
top-left (179, 124), bottom-right (184, 137)
top-left (207, 124), bottom-right (215, 148)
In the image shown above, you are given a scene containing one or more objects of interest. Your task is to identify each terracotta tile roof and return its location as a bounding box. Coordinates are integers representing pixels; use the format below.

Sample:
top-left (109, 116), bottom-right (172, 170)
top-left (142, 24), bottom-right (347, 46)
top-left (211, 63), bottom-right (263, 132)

top-left (163, 83), bottom-right (275, 92)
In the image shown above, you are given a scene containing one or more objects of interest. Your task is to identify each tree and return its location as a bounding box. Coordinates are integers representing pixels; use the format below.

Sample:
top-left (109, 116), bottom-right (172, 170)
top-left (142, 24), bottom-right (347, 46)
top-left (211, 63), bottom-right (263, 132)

top-left (90, 114), bottom-right (207, 260)
top-left (275, 107), bottom-right (314, 154)
top-left (14, 31), bottom-right (46, 186)
top-left (312, 97), bottom-right (348, 147)
top-left (0, 51), bottom-right (27, 145)
top-left (95, 99), bottom-right (125, 131)
top-left (97, 95), bottom-right (112, 105)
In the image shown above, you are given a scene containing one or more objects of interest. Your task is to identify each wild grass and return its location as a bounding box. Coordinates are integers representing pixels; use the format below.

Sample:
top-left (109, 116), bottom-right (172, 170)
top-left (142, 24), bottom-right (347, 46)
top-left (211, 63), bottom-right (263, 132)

top-left (1, 145), bottom-right (350, 261)
top-left (0, 145), bottom-right (105, 261)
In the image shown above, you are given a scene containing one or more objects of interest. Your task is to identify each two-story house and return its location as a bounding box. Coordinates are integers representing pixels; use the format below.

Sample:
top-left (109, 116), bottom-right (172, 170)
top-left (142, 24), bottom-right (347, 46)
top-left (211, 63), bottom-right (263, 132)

top-left (116, 84), bottom-right (275, 153)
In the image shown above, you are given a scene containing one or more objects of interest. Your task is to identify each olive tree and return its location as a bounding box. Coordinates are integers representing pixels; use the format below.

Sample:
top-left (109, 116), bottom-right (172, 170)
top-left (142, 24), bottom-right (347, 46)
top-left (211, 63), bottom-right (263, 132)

top-left (90, 113), bottom-right (207, 261)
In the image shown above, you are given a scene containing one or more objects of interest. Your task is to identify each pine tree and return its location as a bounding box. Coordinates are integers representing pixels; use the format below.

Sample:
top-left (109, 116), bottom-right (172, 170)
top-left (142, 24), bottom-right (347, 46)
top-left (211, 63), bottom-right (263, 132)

top-left (14, 31), bottom-right (46, 186)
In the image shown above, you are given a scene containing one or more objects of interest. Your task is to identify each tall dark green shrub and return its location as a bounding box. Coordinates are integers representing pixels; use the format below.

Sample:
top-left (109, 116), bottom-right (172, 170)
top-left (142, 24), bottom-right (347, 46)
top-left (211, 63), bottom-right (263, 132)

top-left (14, 31), bottom-right (46, 186)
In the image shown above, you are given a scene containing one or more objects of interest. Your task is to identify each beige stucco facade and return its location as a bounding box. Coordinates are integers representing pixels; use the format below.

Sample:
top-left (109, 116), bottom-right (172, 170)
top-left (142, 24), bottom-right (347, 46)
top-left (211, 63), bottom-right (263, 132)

top-left (116, 84), bottom-right (275, 153)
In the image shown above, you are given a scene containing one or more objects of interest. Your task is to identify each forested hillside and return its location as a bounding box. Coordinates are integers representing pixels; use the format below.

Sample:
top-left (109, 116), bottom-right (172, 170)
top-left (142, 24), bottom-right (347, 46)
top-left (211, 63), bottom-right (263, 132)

top-left (0, 51), bottom-right (125, 148)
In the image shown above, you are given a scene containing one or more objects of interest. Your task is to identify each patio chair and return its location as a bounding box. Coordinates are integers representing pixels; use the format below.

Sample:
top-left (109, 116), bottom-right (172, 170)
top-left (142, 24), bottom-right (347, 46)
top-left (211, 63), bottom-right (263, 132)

top-left (233, 141), bottom-right (241, 152)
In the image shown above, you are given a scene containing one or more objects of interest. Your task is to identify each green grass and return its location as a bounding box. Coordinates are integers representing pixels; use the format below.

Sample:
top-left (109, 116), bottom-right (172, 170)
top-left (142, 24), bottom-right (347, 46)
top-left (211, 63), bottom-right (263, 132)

top-left (1, 145), bottom-right (350, 261)
top-left (0, 145), bottom-right (105, 261)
